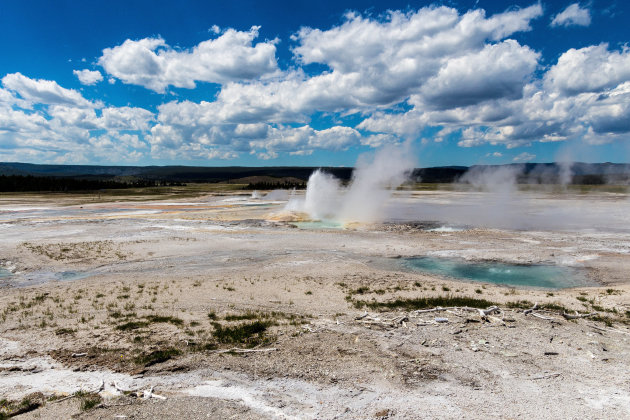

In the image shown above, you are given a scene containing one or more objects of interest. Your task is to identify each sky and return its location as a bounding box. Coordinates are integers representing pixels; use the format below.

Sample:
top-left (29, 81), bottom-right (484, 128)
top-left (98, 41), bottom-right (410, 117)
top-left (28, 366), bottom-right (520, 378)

top-left (1, 0), bottom-right (629, 167)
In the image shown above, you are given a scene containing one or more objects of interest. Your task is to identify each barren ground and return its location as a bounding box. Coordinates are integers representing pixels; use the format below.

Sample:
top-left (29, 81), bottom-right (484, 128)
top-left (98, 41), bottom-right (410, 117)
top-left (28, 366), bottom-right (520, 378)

top-left (1, 190), bottom-right (629, 419)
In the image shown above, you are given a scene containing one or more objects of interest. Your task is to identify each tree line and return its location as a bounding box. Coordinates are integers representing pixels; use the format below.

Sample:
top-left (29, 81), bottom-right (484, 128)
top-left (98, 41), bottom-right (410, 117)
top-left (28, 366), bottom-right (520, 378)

top-left (244, 181), bottom-right (306, 190)
top-left (0, 175), bottom-right (182, 192)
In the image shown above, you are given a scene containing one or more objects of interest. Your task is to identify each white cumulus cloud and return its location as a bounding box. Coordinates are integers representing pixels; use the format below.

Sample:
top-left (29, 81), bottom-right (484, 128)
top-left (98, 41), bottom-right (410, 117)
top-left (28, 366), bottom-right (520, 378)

top-left (73, 69), bottom-right (104, 85)
top-left (545, 44), bottom-right (630, 95)
top-left (2, 72), bottom-right (95, 108)
top-left (551, 3), bottom-right (591, 27)
top-left (98, 27), bottom-right (279, 93)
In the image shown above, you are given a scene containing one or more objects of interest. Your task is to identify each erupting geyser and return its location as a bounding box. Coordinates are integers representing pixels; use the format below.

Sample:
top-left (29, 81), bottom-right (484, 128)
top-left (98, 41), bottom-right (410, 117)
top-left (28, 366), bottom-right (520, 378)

top-left (285, 143), bottom-right (416, 223)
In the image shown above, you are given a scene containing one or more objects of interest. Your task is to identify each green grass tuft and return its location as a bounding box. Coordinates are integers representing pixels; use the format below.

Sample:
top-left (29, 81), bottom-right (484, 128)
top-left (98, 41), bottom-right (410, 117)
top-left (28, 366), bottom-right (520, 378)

top-left (115, 321), bottom-right (149, 331)
top-left (211, 320), bottom-right (273, 348)
top-left (353, 295), bottom-right (498, 311)
top-left (134, 348), bottom-right (181, 366)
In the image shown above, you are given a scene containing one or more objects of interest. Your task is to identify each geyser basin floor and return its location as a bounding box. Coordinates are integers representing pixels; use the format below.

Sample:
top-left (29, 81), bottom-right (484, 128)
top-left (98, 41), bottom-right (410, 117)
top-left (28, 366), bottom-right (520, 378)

top-left (402, 256), bottom-right (591, 289)
top-left (2, 192), bottom-right (630, 418)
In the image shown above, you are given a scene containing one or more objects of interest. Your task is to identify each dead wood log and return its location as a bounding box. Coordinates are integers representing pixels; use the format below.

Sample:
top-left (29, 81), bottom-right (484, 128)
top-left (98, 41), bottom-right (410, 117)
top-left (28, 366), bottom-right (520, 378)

top-left (524, 302), bottom-right (539, 314)
top-left (143, 386), bottom-right (166, 400)
top-left (532, 372), bottom-right (561, 380)
top-left (531, 313), bottom-right (555, 321)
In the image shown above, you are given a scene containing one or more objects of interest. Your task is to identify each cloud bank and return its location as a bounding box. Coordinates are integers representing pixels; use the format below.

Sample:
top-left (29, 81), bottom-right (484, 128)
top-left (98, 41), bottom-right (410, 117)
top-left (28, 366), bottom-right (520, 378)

top-left (1, 3), bottom-right (629, 164)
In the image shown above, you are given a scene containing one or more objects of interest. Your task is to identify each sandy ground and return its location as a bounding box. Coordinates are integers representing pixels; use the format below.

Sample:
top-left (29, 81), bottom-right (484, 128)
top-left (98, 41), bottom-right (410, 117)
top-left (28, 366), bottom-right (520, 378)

top-left (1, 191), bottom-right (630, 419)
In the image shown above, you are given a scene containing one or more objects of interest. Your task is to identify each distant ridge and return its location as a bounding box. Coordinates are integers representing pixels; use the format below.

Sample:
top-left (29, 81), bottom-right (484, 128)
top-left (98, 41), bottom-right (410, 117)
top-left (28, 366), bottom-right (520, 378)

top-left (2, 162), bottom-right (630, 184)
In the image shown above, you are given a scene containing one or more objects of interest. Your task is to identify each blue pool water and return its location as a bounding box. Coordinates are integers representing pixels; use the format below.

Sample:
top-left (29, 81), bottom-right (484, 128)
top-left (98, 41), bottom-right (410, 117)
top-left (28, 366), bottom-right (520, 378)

top-left (292, 220), bottom-right (345, 230)
top-left (0, 267), bottom-right (12, 279)
top-left (403, 257), bottom-right (590, 289)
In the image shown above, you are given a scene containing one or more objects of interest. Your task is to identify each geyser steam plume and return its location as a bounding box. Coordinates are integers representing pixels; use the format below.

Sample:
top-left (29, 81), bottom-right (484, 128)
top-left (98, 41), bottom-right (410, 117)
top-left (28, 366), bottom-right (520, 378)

top-left (286, 143), bottom-right (416, 223)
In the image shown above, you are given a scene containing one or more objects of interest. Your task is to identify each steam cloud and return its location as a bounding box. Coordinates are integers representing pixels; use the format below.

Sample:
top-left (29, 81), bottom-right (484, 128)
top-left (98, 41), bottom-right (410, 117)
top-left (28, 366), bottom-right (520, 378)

top-left (391, 163), bottom-right (630, 232)
top-left (286, 143), bottom-right (416, 223)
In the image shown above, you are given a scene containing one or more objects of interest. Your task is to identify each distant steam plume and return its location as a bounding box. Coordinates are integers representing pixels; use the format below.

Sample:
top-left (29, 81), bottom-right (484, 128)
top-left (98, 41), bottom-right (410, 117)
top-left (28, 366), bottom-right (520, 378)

top-left (286, 143), bottom-right (416, 223)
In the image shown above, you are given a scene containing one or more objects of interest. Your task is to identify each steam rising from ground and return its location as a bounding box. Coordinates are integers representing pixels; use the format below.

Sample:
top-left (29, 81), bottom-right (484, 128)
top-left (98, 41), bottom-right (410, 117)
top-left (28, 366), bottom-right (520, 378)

top-left (286, 144), bottom-right (415, 223)
top-left (282, 149), bottom-right (630, 232)
top-left (392, 164), bottom-right (630, 232)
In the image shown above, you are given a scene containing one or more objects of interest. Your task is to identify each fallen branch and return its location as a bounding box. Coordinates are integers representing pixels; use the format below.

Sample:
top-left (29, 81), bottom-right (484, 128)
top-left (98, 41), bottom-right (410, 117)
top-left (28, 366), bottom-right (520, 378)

top-left (51, 394), bottom-right (76, 404)
top-left (530, 313), bottom-right (555, 321)
top-left (143, 386), bottom-right (166, 400)
top-left (355, 312), bottom-right (369, 320)
top-left (524, 302), bottom-right (539, 315)
top-left (531, 372), bottom-right (561, 380)
top-left (478, 306), bottom-right (500, 317)
top-left (487, 315), bottom-right (506, 325)
top-left (71, 352), bottom-right (88, 358)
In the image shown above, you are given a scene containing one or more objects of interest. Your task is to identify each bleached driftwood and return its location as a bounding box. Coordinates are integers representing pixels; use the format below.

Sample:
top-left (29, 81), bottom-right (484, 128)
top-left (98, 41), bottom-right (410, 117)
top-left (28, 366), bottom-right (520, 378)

top-left (524, 302), bottom-right (539, 315)
top-left (530, 313), bottom-right (555, 321)
top-left (143, 386), bottom-right (166, 400)
top-left (114, 382), bottom-right (129, 393)
top-left (479, 306), bottom-right (500, 316)
top-left (487, 315), bottom-right (506, 325)
top-left (356, 314), bottom-right (409, 328)
top-left (531, 372), bottom-right (561, 380)
top-left (71, 352), bottom-right (88, 358)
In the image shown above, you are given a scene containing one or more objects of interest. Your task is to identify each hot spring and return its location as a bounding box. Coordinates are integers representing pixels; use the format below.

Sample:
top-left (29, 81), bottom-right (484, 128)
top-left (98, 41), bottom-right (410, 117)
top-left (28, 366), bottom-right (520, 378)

top-left (400, 256), bottom-right (591, 289)
top-left (0, 267), bottom-right (12, 279)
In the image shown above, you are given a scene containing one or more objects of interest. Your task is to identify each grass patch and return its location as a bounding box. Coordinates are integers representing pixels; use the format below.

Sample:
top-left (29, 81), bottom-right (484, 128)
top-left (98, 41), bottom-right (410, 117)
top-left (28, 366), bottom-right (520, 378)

top-left (591, 314), bottom-right (614, 327)
top-left (115, 321), bottom-right (149, 331)
top-left (542, 302), bottom-right (570, 312)
top-left (0, 396), bottom-right (41, 418)
top-left (352, 295), bottom-right (498, 311)
top-left (223, 311), bottom-right (261, 321)
top-left (211, 320), bottom-right (273, 348)
top-left (505, 300), bottom-right (535, 309)
top-left (145, 315), bottom-right (184, 326)
top-left (208, 311), bottom-right (218, 320)
top-left (75, 391), bottom-right (102, 411)
top-left (349, 286), bottom-right (370, 295)
top-left (134, 348), bottom-right (181, 367)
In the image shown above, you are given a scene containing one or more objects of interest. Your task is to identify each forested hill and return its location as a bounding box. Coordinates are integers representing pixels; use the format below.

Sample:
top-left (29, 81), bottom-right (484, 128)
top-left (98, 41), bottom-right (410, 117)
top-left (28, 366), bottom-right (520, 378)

top-left (1, 162), bottom-right (630, 185)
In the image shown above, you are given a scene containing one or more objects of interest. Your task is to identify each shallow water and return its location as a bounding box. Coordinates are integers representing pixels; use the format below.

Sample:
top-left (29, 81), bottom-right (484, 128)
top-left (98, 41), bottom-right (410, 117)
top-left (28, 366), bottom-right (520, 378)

top-left (0, 267), bottom-right (12, 279)
top-left (402, 256), bottom-right (590, 289)
top-left (4, 270), bottom-right (91, 287)
top-left (292, 220), bottom-right (345, 230)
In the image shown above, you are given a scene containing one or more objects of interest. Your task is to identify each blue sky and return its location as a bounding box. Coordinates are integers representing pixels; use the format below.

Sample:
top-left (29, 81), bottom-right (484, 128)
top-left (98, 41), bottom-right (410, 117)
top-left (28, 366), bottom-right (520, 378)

top-left (1, 1), bottom-right (629, 167)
